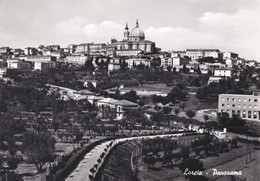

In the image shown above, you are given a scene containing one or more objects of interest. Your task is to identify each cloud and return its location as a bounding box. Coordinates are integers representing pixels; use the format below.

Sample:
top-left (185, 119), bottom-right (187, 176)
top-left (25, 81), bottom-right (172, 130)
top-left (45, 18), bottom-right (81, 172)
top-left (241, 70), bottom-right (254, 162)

top-left (53, 18), bottom-right (123, 44)
top-left (145, 26), bottom-right (220, 51)
top-left (0, 27), bottom-right (14, 42)
top-left (83, 20), bottom-right (123, 39)
top-left (145, 9), bottom-right (260, 60)
top-left (198, 9), bottom-right (260, 59)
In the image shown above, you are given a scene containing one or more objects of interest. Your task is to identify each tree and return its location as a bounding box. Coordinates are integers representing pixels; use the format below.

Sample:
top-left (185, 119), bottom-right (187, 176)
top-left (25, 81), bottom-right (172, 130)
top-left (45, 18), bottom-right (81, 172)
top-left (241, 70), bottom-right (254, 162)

top-left (191, 77), bottom-right (201, 87)
top-left (101, 105), bottom-right (117, 121)
top-left (174, 108), bottom-right (180, 115)
top-left (114, 88), bottom-right (120, 99)
top-left (168, 86), bottom-right (187, 101)
top-left (22, 132), bottom-right (56, 173)
top-left (151, 94), bottom-right (162, 106)
top-left (181, 146), bottom-right (190, 160)
top-left (163, 107), bottom-right (172, 114)
top-left (186, 110), bottom-right (196, 119)
top-left (123, 90), bottom-right (138, 102)
top-left (85, 58), bottom-right (95, 72)
top-left (196, 87), bottom-right (207, 101)
top-left (0, 98), bottom-right (7, 111)
top-left (138, 100), bottom-right (145, 107)
top-left (7, 157), bottom-right (20, 170)
top-left (196, 66), bottom-right (201, 74)
top-left (217, 112), bottom-right (230, 128)
top-left (143, 156), bottom-right (156, 166)
top-left (70, 126), bottom-right (83, 149)
top-left (87, 82), bottom-right (97, 92)
top-left (179, 102), bottom-right (187, 111)
top-left (120, 59), bottom-right (128, 71)
top-left (203, 114), bottom-right (210, 123)
top-left (182, 64), bottom-right (188, 74)
top-left (151, 112), bottom-right (166, 125)
top-left (166, 66), bottom-right (171, 72)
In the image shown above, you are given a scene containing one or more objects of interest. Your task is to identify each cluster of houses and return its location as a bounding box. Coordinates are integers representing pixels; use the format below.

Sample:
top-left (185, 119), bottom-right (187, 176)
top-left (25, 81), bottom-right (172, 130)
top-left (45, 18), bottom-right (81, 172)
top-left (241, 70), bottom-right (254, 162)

top-left (160, 49), bottom-right (259, 84)
top-left (0, 45), bottom-right (259, 86)
top-left (47, 84), bottom-right (139, 121)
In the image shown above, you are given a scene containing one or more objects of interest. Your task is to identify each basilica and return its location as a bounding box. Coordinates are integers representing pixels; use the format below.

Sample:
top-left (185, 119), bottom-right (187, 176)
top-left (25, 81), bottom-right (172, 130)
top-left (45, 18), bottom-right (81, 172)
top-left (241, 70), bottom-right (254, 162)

top-left (110, 20), bottom-right (156, 56)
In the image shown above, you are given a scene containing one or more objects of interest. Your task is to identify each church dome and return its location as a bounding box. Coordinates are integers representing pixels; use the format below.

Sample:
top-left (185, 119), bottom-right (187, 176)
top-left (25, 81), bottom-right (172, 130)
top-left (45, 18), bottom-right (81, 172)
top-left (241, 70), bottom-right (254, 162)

top-left (131, 27), bottom-right (145, 38)
top-left (130, 20), bottom-right (145, 40)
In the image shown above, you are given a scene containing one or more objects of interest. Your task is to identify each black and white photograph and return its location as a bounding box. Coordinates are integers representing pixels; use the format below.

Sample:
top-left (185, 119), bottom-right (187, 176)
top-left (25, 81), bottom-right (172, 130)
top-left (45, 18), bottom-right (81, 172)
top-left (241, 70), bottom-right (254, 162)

top-left (0, 0), bottom-right (260, 180)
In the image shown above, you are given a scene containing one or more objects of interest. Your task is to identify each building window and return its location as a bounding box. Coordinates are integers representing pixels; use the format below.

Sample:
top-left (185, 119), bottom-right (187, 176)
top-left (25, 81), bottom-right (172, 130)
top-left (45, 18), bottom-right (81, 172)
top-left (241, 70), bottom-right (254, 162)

top-left (238, 98), bottom-right (241, 102)
top-left (253, 111), bottom-right (257, 119)
top-left (248, 111), bottom-right (252, 118)
top-left (254, 105), bottom-right (257, 109)
top-left (232, 104), bottom-right (235, 107)
top-left (232, 98), bottom-right (235, 101)
top-left (222, 104), bottom-right (225, 107)
top-left (249, 99), bottom-right (252, 102)
top-left (232, 110), bottom-right (236, 116)
top-left (254, 99), bottom-right (258, 102)
top-left (238, 104), bottom-right (241, 108)
top-left (249, 105), bottom-right (252, 109)
top-left (242, 111), bottom-right (246, 118)
top-left (227, 98), bottom-right (230, 101)
top-left (244, 99), bottom-right (246, 102)
top-left (237, 110), bottom-right (241, 117)
top-left (227, 104), bottom-right (230, 107)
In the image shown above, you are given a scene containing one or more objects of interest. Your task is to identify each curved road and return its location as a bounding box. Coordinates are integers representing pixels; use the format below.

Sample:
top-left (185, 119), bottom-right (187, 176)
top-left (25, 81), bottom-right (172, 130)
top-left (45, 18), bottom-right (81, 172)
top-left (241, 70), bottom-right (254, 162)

top-left (66, 133), bottom-right (187, 181)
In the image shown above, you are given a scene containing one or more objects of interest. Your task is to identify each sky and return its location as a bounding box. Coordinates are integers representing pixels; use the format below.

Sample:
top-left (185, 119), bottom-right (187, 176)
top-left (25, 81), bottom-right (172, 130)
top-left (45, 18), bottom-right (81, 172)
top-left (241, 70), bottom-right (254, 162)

top-left (0, 0), bottom-right (260, 60)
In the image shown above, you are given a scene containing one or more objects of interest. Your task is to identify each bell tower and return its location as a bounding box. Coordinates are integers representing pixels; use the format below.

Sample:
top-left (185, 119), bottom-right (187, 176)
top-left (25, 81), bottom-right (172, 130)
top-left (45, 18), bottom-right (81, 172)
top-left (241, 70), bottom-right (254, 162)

top-left (123, 22), bottom-right (129, 40)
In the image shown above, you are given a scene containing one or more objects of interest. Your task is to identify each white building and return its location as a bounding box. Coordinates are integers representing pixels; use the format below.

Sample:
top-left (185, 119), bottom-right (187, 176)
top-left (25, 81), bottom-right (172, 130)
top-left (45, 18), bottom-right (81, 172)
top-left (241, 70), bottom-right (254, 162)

top-left (214, 68), bottom-right (232, 77)
top-left (199, 62), bottom-right (226, 70)
top-left (125, 58), bottom-right (150, 69)
top-left (27, 55), bottom-right (56, 63)
top-left (171, 51), bottom-right (186, 58)
top-left (245, 60), bottom-right (257, 67)
top-left (34, 61), bottom-right (56, 71)
top-left (72, 90), bottom-right (95, 100)
top-left (223, 52), bottom-right (238, 60)
top-left (225, 59), bottom-right (235, 68)
top-left (108, 58), bottom-right (121, 72)
top-left (161, 56), bottom-right (189, 70)
top-left (218, 92), bottom-right (260, 121)
top-left (208, 76), bottom-right (224, 84)
top-left (161, 57), bottom-right (173, 68)
top-left (7, 59), bottom-right (31, 70)
top-left (186, 49), bottom-right (222, 61)
top-left (0, 68), bottom-right (7, 77)
top-left (24, 47), bottom-right (37, 56)
top-left (97, 98), bottom-right (138, 120)
top-left (116, 49), bottom-right (142, 56)
top-left (186, 49), bottom-right (204, 61)
top-left (64, 55), bottom-right (88, 65)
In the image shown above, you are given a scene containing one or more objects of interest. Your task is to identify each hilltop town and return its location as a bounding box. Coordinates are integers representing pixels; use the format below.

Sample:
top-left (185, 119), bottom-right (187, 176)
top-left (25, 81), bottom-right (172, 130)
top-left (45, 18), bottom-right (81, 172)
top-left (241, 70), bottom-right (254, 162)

top-left (0, 21), bottom-right (260, 181)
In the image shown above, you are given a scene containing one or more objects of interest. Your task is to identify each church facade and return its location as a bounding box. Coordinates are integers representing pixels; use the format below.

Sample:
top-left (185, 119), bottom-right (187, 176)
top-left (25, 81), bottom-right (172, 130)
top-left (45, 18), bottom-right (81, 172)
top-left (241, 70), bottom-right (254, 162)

top-left (110, 20), bottom-right (156, 56)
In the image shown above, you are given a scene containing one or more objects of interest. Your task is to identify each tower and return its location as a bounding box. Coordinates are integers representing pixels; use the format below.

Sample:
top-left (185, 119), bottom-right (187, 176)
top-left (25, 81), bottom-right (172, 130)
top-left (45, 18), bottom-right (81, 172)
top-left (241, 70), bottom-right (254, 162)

top-left (123, 22), bottom-right (129, 40)
top-left (136, 19), bottom-right (139, 28)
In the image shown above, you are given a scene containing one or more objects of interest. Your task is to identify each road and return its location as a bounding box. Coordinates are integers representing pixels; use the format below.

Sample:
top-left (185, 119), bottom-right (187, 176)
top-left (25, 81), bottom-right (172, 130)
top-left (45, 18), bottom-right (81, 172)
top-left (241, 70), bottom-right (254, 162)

top-left (65, 133), bottom-right (186, 181)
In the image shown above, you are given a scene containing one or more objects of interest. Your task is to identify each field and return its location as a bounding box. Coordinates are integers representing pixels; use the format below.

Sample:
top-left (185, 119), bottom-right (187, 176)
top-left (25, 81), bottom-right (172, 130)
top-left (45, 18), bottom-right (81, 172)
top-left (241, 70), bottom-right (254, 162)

top-left (121, 83), bottom-right (173, 96)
